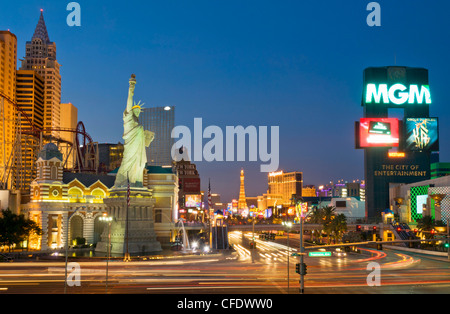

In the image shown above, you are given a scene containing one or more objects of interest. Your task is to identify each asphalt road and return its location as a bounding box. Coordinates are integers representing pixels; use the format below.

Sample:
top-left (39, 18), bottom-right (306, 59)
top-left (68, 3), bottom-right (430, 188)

top-left (0, 231), bottom-right (449, 295)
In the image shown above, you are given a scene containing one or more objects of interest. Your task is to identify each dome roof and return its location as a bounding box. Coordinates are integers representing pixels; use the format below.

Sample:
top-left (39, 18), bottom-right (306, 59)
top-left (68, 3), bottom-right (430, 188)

top-left (43, 143), bottom-right (58, 150)
top-left (38, 143), bottom-right (63, 161)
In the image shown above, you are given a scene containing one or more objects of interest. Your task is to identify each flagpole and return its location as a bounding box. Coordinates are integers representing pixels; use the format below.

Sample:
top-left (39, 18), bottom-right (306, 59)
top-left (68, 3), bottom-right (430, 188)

top-left (208, 179), bottom-right (212, 249)
top-left (124, 172), bottom-right (131, 262)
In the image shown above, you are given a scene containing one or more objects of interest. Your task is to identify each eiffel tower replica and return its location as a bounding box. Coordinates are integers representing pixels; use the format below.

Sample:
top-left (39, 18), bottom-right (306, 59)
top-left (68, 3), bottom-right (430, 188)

top-left (238, 169), bottom-right (248, 210)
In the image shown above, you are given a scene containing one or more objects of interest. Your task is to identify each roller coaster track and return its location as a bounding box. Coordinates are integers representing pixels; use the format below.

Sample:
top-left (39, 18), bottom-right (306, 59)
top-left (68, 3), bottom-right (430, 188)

top-left (0, 91), bottom-right (97, 178)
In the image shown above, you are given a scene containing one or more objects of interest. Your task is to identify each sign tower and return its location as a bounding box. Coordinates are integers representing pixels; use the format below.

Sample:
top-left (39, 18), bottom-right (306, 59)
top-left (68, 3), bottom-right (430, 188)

top-left (356, 66), bottom-right (439, 220)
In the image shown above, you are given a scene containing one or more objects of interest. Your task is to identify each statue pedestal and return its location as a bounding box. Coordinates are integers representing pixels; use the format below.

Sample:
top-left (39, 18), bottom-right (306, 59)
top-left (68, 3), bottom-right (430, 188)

top-left (95, 187), bottom-right (162, 255)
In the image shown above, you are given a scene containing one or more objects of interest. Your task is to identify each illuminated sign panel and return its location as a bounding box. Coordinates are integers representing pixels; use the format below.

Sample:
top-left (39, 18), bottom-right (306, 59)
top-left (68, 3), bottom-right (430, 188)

top-left (185, 194), bottom-right (202, 207)
top-left (295, 202), bottom-right (308, 218)
top-left (388, 152), bottom-right (405, 158)
top-left (416, 195), bottom-right (428, 215)
top-left (269, 171), bottom-right (283, 177)
top-left (359, 118), bottom-right (399, 147)
top-left (365, 84), bottom-right (431, 105)
top-left (405, 117), bottom-right (439, 151)
top-left (308, 251), bottom-right (331, 257)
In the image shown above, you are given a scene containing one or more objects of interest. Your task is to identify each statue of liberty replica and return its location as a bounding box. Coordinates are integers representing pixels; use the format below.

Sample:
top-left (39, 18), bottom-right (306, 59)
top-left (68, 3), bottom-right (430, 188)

top-left (96, 74), bottom-right (161, 258)
top-left (114, 74), bottom-right (154, 188)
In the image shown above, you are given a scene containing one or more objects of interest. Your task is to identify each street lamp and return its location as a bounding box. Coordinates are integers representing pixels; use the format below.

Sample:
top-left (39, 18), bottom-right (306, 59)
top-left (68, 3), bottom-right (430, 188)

top-left (99, 214), bottom-right (114, 294)
top-left (282, 221), bottom-right (292, 293)
top-left (290, 194), bottom-right (305, 294)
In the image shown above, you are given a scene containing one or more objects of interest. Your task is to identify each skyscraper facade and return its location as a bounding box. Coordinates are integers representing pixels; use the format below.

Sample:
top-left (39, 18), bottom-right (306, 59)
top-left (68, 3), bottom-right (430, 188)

top-left (0, 30), bottom-right (17, 189)
top-left (15, 69), bottom-right (44, 189)
top-left (19, 10), bottom-right (61, 138)
top-left (60, 102), bottom-right (78, 168)
top-left (140, 106), bottom-right (175, 166)
top-left (267, 170), bottom-right (303, 206)
top-left (16, 70), bottom-right (44, 132)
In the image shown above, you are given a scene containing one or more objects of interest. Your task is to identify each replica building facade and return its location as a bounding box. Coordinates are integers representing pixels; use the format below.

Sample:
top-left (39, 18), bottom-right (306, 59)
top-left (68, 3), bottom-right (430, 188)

top-left (21, 143), bottom-right (179, 251)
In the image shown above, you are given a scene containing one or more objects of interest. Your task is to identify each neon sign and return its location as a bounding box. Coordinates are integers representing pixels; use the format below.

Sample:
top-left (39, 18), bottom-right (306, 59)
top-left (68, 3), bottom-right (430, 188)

top-left (365, 84), bottom-right (431, 105)
top-left (269, 171), bottom-right (283, 177)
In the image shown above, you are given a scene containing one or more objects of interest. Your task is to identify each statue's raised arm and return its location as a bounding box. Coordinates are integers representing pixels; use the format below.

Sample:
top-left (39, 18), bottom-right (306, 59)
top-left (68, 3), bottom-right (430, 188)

top-left (126, 74), bottom-right (136, 113)
top-left (114, 74), bottom-right (151, 189)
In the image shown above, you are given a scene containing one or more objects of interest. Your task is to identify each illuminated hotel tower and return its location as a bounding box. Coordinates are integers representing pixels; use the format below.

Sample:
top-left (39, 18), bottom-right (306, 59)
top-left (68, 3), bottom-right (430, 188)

top-left (238, 169), bottom-right (248, 210)
top-left (15, 70), bottom-right (45, 189)
top-left (19, 10), bottom-right (61, 138)
top-left (0, 30), bottom-right (17, 189)
top-left (140, 106), bottom-right (175, 166)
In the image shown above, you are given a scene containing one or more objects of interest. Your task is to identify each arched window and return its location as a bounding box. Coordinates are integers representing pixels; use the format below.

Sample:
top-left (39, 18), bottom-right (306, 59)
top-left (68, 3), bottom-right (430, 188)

top-left (91, 188), bottom-right (106, 198)
top-left (68, 187), bottom-right (83, 197)
top-left (70, 215), bottom-right (84, 245)
top-left (50, 165), bottom-right (57, 180)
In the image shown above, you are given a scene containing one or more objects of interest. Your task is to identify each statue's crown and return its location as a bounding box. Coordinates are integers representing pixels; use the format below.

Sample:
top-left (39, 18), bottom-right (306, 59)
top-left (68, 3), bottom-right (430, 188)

top-left (132, 100), bottom-right (144, 110)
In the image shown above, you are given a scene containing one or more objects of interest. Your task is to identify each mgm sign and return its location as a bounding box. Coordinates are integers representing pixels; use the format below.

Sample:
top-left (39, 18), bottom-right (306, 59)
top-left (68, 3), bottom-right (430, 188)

top-left (356, 66), bottom-right (439, 220)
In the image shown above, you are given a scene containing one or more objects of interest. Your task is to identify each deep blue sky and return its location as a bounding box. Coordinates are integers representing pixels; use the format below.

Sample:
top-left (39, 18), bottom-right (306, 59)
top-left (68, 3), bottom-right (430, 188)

top-left (2, 1), bottom-right (450, 203)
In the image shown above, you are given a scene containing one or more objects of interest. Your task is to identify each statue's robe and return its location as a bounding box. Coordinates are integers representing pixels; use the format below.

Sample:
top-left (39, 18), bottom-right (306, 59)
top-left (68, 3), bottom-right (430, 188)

top-left (114, 108), bottom-right (147, 188)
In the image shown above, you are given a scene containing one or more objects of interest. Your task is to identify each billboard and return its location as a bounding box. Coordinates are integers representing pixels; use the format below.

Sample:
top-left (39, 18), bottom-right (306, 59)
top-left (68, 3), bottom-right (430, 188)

top-left (359, 118), bottom-right (400, 147)
top-left (182, 178), bottom-right (201, 193)
top-left (404, 117), bottom-right (439, 151)
top-left (185, 194), bottom-right (202, 207)
top-left (416, 195), bottom-right (428, 215)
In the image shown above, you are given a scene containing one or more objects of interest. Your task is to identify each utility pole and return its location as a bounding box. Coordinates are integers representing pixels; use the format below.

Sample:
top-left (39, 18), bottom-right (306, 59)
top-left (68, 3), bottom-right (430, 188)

top-left (299, 203), bottom-right (305, 294)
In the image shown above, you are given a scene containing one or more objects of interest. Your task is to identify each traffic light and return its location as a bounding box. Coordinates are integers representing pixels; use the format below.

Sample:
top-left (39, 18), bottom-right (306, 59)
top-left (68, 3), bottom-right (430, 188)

top-left (373, 226), bottom-right (377, 232)
top-left (356, 225), bottom-right (361, 232)
top-left (300, 263), bottom-right (307, 275)
top-left (444, 243), bottom-right (450, 249)
top-left (295, 263), bottom-right (300, 274)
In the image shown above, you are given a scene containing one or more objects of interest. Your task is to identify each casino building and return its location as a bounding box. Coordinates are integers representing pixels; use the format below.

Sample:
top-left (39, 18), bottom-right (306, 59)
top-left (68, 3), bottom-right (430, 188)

top-left (389, 175), bottom-right (450, 226)
top-left (21, 143), bottom-right (178, 251)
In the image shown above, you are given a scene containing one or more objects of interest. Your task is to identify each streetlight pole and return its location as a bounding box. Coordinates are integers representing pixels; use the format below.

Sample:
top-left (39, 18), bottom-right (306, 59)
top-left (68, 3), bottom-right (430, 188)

top-left (100, 214), bottom-right (114, 293)
top-left (252, 215), bottom-right (255, 248)
top-left (102, 215), bottom-right (114, 293)
top-left (299, 206), bottom-right (305, 294)
top-left (290, 194), bottom-right (306, 294)
top-left (283, 221), bottom-right (292, 294)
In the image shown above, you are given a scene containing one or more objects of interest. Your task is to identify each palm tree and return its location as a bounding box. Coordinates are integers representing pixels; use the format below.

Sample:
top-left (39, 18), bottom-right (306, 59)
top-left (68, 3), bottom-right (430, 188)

top-left (417, 215), bottom-right (436, 240)
top-left (321, 206), bottom-right (337, 244)
top-left (330, 213), bottom-right (348, 244)
top-left (308, 207), bottom-right (324, 243)
top-left (322, 206), bottom-right (336, 224)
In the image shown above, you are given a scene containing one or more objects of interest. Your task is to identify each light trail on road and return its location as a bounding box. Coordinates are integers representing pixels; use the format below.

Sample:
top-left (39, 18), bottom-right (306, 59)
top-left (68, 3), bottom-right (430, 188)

top-left (0, 231), bottom-right (449, 294)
